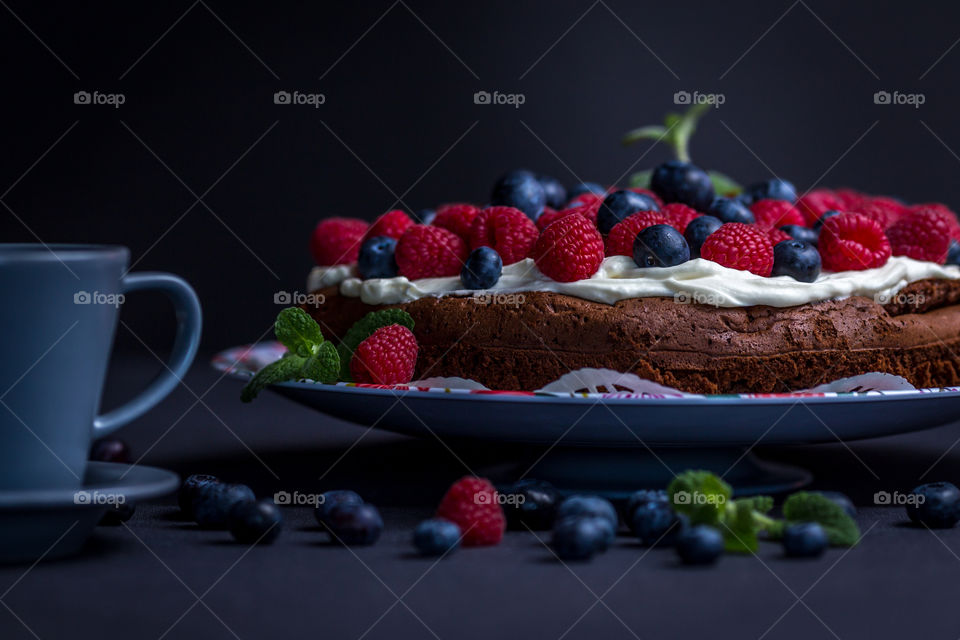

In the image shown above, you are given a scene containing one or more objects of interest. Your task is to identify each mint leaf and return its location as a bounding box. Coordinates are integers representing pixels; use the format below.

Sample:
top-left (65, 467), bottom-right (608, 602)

top-left (779, 492), bottom-right (860, 547)
top-left (628, 170), bottom-right (652, 189)
top-left (275, 307), bottom-right (324, 357)
top-left (337, 309), bottom-right (415, 380)
top-left (622, 103), bottom-right (711, 163)
top-left (667, 470), bottom-right (732, 525)
top-left (708, 171), bottom-right (742, 197)
top-left (241, 355), bottom-right (306, 402)
top-left (301, 341), bottom-right (340, 384)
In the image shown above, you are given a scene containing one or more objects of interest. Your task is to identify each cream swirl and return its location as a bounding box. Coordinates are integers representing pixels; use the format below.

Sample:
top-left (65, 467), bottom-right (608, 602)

top-left (307, 256), bottom-right (960, 308)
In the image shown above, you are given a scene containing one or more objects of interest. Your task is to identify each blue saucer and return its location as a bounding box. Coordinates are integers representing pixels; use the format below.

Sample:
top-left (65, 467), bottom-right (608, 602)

top-left (0, 461), bottom-right (178, 563)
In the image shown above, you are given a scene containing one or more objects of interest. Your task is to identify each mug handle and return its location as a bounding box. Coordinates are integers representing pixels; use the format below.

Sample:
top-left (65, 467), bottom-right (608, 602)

top-left (93, 272), bottom-right (202, 435)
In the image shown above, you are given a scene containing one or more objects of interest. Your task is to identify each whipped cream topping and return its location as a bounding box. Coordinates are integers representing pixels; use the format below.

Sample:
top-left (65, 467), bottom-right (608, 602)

top-left (307, 256), bottom-right (960, 308)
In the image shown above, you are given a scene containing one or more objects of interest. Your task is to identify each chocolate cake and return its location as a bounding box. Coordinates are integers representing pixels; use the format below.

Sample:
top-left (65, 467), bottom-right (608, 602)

top-left (302, 276), bottom-right (960, 394)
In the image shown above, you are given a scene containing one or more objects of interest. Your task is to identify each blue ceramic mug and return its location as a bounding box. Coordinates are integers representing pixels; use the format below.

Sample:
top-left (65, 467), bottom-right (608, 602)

top-left (0, 244), bottom-right (202, 490)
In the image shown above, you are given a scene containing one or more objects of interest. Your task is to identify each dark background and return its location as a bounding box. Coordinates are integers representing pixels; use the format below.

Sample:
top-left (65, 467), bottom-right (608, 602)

top-left (1, 0), bottom-right (959, 355)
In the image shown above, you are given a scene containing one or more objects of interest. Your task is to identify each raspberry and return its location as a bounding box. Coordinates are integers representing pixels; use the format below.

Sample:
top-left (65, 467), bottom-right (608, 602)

top-left (533, 214), bottom-right (605, 281)
top-left (767, 227), bottom-right (792, 245)
top-left (568, 192), bottom-right (603, 208)
top-left (395, 225), bottom-right (468, 280)
top-left (851, 199), bottom-right (903, 229)
top-left (628, 187), bottom-right (665, 208)
top-left (349, 324), bottom-right (418, 385)
top-left (435, 477), bottom-right (505, 546)
top-left (700, 223), bottom-right (774, 276)
top-left (605, 211), bottom-right (671, 257)
top-left (886, 208), bottom-right (952, 263)
top-left (796, 189), bottom-right (846, 226)
top-left (469, 206), bottom-right (539, 264)
top-left (909, 203), bottom-right (960, 241)
top-left (537, 206), bottom-right (580, 230)
top-left (835, 188), bottom-right (867, 209)
top-left (310, 217), bottom-right (369, 266)
top-left (432, 203), bottom-right (480, 240)
top-left (659, 203), bottom-right (700, 234)
top-left (819, 213), bottom-right (891, 271)
top-left (750, 199), bottom-right (805, 229)
top-left (363, 210), bottom-right (413, 243)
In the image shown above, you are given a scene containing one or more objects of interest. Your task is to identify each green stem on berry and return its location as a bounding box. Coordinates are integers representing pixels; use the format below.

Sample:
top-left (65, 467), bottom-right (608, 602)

top-left (622, 102), bottom-right (711, 163)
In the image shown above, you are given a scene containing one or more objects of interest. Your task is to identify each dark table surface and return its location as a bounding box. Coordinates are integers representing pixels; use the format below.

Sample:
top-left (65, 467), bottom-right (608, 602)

top-left (3, 353), bottom-right (960, 640)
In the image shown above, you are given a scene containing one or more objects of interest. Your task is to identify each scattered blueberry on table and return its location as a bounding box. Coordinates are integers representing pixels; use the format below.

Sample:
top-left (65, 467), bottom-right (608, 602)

top-left (178, 473), bottom-right (221, 519)
top-left (499, 478), bottom-right (561, 531)
top-left (907, 482), bottom-right (960, 528)
top-left (326, 503), bottom-right (384, 546)
top-left (782, 522), bottom-right (829, 558)
top-left (632, 500), bottom-right (685, 547)
top-left (552, 516), bottom-right (611, 561)
top-left (228, 499), bottom-right (283, 544)
top-left (413, 519), bottom-right (462, 556)
top-left (314, 489), bottom-right (365, 529)
top-left (193, 482), bottom-right (256, 529)
top-left (675, 525), bottom-right (724, 565)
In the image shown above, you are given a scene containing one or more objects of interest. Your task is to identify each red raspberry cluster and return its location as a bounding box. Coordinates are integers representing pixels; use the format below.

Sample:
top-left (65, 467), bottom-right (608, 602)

top-left (309, 185), bottom-right (960, 285)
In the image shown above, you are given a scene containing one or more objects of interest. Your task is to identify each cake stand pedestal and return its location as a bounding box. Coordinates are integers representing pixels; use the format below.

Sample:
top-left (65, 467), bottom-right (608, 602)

top-left (517, 447), bottom-right (812, 498)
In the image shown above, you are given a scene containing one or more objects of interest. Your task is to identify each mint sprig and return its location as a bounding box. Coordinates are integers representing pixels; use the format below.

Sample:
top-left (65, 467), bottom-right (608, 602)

top-left (622, 102), bottom-right (711, 163)
top-left (241, 307), bottom-right (339, 402)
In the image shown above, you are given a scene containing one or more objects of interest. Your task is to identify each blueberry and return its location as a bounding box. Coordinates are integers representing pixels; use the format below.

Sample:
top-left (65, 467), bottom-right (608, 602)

top-left (675, 525), bottom-right (724, 565)
top-left (625, 489), bottom-right (668, 524)
top-left (500, 479), bottom-right (561, 531)
top-left (193, 483), bottom-right (256, 529)
top-left (178, 474), bottom-right (220, 518)
top-left (632, 500), bottom-right (684, 546)
top-left (650, 161), bottom-right (715, 211)
top-left (99, 503), bottom-right (136, 526)
top-left (491, 169), bottom-right (546, 219)
top-left (706, 197), bottom-right (755, 225)
top-left (684, 215), bottom-right (723, 258)
top-left (633, 224), bottom-right (690, 268)
top-left (567, 182), bottom-right (606, 202)
top-left (907, 482), bottom-right (960, 528)
top-left (556, 495), bottom-right (618, 530)
top-left (228, 499), bottom-right (283, 544)
top-left (315, 490), bottom-right (364, 528)
top-left (552, 516), bottom-right (610, 560)
top-left (947, 240), bottom-right (960, 266)
top-left (327, 503), bottom-right (383, 545)
top-left (780, 225), bottom-right (819, 245)
top-left (782, 522), bottom-right (829, 558)
top-left (461, 247), bottom-right (503, 289)
top-left (413, 518), bottom-right (461, 556)
top-left (597, 189), bottom-right (661, 234)
top-left (417, 208), bottom-right (436, 225)
top-left (90, 437), bottom-right (131, 463)
top-left (811, 491), bottom-right (856, 518)
top-left (743, 178), bottom-right (797, 204)
top-left (772, 240), bottom-right (821, 282)
top-left (357, 236), bottom-right (398, 279)
top-left (537, 174), bottom-right (567, 209)
top-left (813, 210), bottom-right (841, 230)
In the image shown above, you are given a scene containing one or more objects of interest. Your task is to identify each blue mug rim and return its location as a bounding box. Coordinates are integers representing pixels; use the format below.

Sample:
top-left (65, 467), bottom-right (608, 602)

top-left (0, 244), bottom-right (129, 262)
